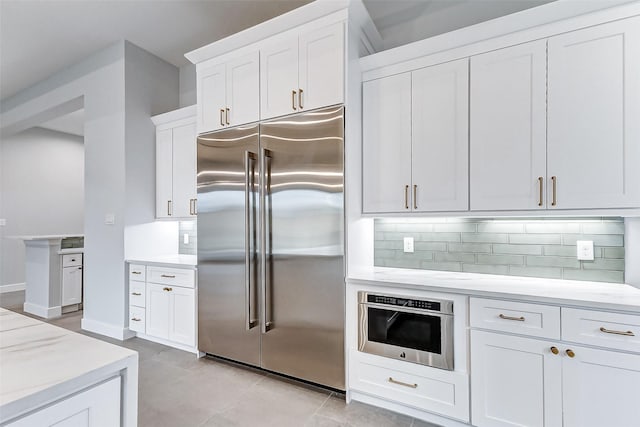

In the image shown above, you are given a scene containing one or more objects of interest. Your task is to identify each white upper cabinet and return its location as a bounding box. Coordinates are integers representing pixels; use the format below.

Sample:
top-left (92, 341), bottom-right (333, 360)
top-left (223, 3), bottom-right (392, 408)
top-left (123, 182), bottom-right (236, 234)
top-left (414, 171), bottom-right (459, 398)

top-left (470, 40), bottom-right (547, 211)
top-left (298, 22), bottom-right (344, 112)
top-left (412, 58), bottom-right (469, 212)
top-left (261, 22), bottom-right (344, 120)
top-left (362, 59), bottom-right (469, 213)
top-left (154, 107), bottom-right (197, 219)
top-left (547, 16), bottom-right (640, 209)
top-left (198, 51), bottom-right (259, 134)
top-left (362, 73), bottom-right (412, 213)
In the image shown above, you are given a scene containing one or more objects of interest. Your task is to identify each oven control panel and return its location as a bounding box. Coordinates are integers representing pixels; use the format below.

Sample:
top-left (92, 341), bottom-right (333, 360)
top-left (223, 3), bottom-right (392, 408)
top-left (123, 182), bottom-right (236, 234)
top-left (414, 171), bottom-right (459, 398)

top-left (367, 294), bottom-right (442, 312)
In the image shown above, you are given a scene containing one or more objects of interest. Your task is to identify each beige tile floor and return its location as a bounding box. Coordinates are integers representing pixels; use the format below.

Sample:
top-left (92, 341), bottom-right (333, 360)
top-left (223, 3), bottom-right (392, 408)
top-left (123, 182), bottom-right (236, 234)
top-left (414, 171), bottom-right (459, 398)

top-left (0, 291), bottom-right (441, 427)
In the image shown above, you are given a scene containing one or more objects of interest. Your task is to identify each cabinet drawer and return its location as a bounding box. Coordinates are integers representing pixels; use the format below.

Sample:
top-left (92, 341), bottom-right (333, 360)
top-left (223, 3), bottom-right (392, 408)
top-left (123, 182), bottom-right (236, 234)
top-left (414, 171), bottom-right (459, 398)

top-left (62, 253), bottom-right (83, 267)
top-left (470, 298), bottom-right (560, 339)
top-left (562, 308), bottom-right (640, 353)
top-left (129, 282), bottom-right (145, 308)
top-left (129, 264), bottom-right (146, 282)
top-left (147, 266), bottom-right (195, 288)
top-left (129, 306), bottom-right (146, 333)
top-left (349, 351), bottom-right (469, 422)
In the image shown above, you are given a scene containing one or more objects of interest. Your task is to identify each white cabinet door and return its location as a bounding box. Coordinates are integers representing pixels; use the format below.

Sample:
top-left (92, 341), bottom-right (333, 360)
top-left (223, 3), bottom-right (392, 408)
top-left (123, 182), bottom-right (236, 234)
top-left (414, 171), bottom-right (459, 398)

top-left (62, 266), bottom-right (83, 306)
top-left (169, 286), bottom-right (195, 347)
top-left (7, 376), bottom-right (120, 427)
top-left (562, 345), bottom-right (640, 427)
top-left (298, 22), bottom-right (344, 112)
top-left (548, 17), bottom-right (640, 209)
top-left (470, 330), bottom-right (562, 427)
top-left (198, 63), bottom-right (226, 134)
top-left (412, 58), bottom-right (469, 212)
top-left (362, 73), bottom-right (412, 213)
top-left (470, 40), bottom-right (547, 211)
top-left (260, 37), bottom-right (299, 120)
top-left (155, 129), bottom-right (173, 218)
top-left (226, 51), bottom-right (260, 127)
top-left (146, 283), bottom-right (170, 340)
top-left (171, 123), bottom-right (197, 218)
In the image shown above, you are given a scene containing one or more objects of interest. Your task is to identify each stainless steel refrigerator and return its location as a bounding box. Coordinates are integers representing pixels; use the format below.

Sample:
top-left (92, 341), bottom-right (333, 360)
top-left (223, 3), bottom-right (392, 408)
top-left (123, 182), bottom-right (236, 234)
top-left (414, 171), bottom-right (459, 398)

top-left (197, 105), bottom-right (345, 390)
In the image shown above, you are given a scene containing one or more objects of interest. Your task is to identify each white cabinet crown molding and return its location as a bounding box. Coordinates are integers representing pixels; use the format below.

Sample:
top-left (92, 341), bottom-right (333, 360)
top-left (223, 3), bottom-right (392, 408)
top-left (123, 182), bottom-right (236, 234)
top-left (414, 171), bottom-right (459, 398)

top-left (151, 105), bottom-right (197, 128)
top-left (361, 1), bottom-right (640, 81)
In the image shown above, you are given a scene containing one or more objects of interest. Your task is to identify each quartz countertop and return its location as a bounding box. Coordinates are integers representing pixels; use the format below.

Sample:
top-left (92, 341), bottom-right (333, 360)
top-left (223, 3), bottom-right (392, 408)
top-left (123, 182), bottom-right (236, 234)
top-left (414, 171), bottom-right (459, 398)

top-left (57, 248), bottom-right (84, 255)
top-left (8, 234), bottom-right (84, 241)
top-left (0, 308), bottom-right (138, 423)
top-left (126, 254), bottom-right (197, 268)
top-left (348, 267), bottom-right (640, 313)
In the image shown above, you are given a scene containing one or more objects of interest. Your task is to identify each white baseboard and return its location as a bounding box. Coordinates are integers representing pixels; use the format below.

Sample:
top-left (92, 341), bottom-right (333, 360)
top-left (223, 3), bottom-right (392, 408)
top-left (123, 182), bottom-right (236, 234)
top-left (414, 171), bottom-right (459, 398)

top-left (23, 302), bottom-right (62, 319)
top-left (0, 283), bottom-right (26, 293)
top-left (81, 318), bottom-right (133, 341)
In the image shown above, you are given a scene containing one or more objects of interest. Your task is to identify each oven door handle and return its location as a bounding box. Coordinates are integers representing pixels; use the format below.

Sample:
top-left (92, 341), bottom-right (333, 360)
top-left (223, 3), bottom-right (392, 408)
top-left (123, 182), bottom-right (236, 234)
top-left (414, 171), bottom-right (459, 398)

top-left (360, 302), bottom-right (453, 317)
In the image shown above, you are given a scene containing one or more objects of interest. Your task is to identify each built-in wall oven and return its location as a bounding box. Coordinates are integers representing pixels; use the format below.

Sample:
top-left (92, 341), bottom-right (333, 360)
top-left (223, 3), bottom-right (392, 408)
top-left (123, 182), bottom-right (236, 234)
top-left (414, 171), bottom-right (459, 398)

top-left (358, 292), bottom-right (454, 370)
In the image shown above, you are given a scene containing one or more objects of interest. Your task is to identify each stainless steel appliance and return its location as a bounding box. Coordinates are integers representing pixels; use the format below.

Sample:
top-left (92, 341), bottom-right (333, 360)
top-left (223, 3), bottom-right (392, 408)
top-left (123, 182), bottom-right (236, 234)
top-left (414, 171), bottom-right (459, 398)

top-left (358, 292), bottom-right (454, 370)
top-left (197, 106), bottom-right (345, 390)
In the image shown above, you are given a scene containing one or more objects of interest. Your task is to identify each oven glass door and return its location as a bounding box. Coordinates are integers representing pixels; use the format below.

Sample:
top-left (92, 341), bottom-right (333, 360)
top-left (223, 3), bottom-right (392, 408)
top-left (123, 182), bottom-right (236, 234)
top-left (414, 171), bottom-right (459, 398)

top-left (367, 307), bottom-right (442, 355)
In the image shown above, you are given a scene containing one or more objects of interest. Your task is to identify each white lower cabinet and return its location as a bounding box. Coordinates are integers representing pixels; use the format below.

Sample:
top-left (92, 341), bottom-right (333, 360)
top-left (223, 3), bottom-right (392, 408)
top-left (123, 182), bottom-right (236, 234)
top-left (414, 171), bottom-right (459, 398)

top-left (470, 298), bottom-right (640, 427)
top-left (470, 331), bottom-right (562, 427)
top-left (8, 376), bottom-right (121, 427)
top-left (127, 263), bottom-right (196, 351)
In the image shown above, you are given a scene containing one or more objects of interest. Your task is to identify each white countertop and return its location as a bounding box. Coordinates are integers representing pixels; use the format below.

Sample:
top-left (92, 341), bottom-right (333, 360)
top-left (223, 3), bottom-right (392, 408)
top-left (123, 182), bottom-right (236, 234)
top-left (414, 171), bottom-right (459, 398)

top-left (0, 308), bottom-right (137, 422)
top-left (57, 248), bottom-right (84, 255)
top-left (126, 254), bottom-right (197, 268)
top-left (348, 267), bottom-right (640, 313)
top-left (8, 234), bottom-right (84, 241)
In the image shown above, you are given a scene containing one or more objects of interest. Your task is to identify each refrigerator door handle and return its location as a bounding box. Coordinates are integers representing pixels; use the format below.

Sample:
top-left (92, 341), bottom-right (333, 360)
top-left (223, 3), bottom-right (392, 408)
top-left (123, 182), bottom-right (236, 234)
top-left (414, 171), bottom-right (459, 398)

top-left (260, 147), bottom-right (274, 334)
top-left (245, 151), bottom-right (258, 330)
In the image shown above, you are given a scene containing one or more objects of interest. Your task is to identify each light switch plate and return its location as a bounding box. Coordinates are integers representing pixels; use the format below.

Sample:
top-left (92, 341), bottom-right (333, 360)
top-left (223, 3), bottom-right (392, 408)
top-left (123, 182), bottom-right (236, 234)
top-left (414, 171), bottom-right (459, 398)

top-left (183, 233), bottom-right (189, 244)
top-left (403, 237), bottom-right (414, 253)
top-left (104, 213), bottom-right (115, 225)
top-left (576, 240), bottom-right (594, 261)
top-left (0, 219), bottom-right (6, 226)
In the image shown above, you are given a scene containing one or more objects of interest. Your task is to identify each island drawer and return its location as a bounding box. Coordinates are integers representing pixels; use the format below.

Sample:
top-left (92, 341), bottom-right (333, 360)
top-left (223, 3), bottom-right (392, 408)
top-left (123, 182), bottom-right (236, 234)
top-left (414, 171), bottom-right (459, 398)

top-left (129, 307), bottom-right (146, 333)
top-left (129, 282), bottom-right (145, 308)
top-left (470, 297), bottom-right (561, 339)
top-left (147, 266), bottom-right (195, 288)
top-left (129, 264), bottom-right (146, 282)
top-left (62, 254), bottom-right (83, 268)
top-left (562, 308), bottom-right (640, 353)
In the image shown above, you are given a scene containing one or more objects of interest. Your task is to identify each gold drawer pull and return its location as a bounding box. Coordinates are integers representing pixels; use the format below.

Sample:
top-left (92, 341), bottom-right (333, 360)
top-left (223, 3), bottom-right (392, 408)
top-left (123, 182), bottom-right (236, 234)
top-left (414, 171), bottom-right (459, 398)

top-left (566, 349), bottom-right (575, 358)
top-left (131, 318), bottom-right (141, 322)
top-left (600, 327), bottom-right (635, 337)
top-left (163, 287), bottom-right (173, 292)
top-left (550, 346), bottom-right (559, 355)
top-left (388, 377), bottom-right (417, 389)
top-left (499, 314), bottom-right (525, 321)
top-left (132, 271), bottom-right (142, 275)
top-left (160, 274), bottom-right (175, 278)
top-left (131, 292), bottom-right (142, 296)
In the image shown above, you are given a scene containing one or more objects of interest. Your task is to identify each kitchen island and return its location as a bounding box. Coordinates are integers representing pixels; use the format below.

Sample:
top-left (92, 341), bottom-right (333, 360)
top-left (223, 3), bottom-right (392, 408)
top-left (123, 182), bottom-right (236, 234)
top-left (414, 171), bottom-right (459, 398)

top-left (0, 308), bottom-right (138, 426)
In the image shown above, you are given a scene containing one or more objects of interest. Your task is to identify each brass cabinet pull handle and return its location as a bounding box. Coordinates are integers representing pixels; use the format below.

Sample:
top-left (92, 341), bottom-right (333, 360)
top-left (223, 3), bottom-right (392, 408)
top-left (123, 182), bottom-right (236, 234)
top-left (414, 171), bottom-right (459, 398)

top-left (220, 109), bottom-right (225, 126)
top-left (538, 177), bottom-right (544, 207)
top-left (413, 185), bottom-right (418, 210)
top-left (132, 292), bottom-right (142, 296)
top-left (193, 199), bottom-right (197, 215)
top-left (131, 318), bottom-right (141, 322)
top-left (600, 326), bottom-right (635, 337)
top-left (160, 274), bottom-right (175, 278)
top-left (551, 176), bottom-right (557, 206)
top-left (189, 199), bottom-right (193, 215)
top-left (404, 185), bottom-right (409, 209)
top-left (388, 377), bottom-right (417, 389)
top-left (550, 346), bottom-right (559, 355)
top-left (226, 107), bottom-right (230, 125)
top-left (163, 287), bottom-right (173, 292)
top-left (299, 88), bottom-right (304, 109)
top-left (292, 90), bottom-right (297, 110)
top-left (132, 271), bottom-right (141, 275)
top-left (167, 200), bottom-right (172, 216)
top-left (499, 314), bottom-right (525, 321)
top-left (566, 349), bottom-right (575, 358)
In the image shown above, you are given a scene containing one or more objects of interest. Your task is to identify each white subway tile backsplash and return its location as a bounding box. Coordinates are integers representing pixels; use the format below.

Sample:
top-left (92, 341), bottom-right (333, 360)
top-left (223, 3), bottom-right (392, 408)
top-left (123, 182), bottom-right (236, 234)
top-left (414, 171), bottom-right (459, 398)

top-left (374, 218), bottom-right (625, 284)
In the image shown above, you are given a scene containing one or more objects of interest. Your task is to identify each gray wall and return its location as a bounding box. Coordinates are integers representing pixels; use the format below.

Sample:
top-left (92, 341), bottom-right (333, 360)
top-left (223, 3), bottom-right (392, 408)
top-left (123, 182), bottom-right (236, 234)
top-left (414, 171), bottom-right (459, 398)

top-left (179, 63), bottom-right (196, 108)
top-left (0, 127), bottom-right (84, 288)
top-left (374, 218), bottom-right (625, 283)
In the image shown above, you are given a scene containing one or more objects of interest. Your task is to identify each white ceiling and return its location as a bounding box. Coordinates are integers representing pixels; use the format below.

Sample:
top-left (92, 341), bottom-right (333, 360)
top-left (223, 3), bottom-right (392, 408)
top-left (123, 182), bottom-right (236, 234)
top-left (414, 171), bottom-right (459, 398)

top-left (0, 0), bottom-right (556, 105)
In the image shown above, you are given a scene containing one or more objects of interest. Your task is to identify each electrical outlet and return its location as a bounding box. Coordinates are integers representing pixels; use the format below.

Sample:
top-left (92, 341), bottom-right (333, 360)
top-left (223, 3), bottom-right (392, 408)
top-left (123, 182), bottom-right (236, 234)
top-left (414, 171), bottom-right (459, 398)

top-left (104, 213), bottom-right (115, 225)
top-left (183, 233), bottom-right (190, 244)
top-left (403, 237), bottom-right (414, 253)
top-left (0, 219), bottom-right (6, 226)
top-left (576, 240), bottom-right (594, 261)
